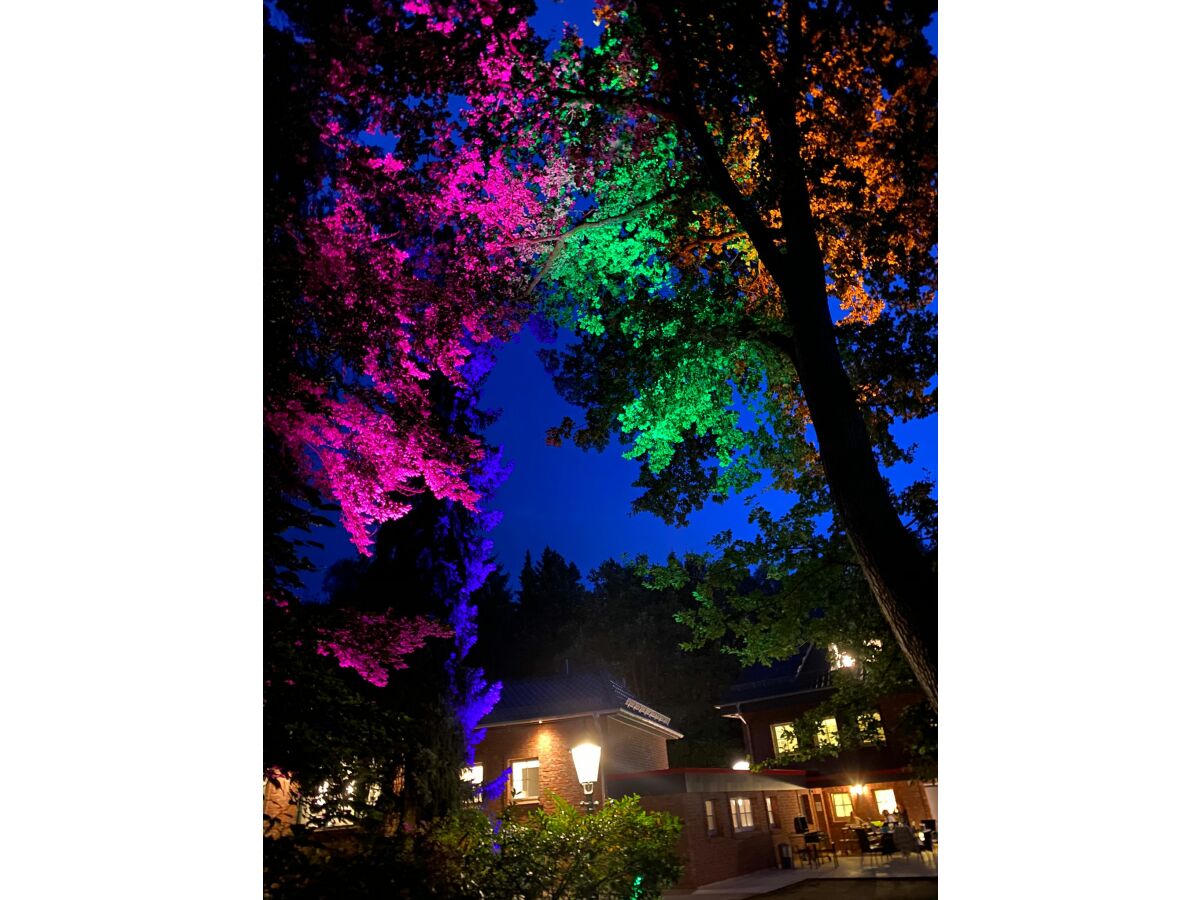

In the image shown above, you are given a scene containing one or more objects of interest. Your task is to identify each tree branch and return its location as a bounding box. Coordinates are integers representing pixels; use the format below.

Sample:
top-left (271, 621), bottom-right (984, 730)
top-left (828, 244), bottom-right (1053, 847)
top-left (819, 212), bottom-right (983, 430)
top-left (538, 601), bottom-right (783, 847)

top-left (552, 87), bottom-right (680, 123)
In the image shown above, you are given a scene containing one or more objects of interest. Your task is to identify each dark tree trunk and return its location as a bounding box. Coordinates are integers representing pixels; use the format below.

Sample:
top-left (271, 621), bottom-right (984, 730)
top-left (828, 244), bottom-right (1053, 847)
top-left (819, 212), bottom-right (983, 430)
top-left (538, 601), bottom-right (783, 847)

top-left (781, 265), bottom-right (938, 713)
top-left (644, 2), bottom-right (939, 711)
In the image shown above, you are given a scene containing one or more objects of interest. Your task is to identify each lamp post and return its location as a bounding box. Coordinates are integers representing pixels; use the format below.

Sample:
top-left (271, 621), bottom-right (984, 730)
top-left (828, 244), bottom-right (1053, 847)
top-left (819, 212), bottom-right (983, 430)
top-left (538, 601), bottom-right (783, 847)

top-left (571, 741), bottom-right (602, 812)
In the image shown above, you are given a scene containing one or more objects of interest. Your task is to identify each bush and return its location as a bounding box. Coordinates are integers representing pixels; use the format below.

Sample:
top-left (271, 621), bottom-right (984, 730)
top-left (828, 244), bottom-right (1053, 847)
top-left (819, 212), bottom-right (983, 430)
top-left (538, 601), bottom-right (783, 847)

top-left (265, 793), bottom-right (683, 899)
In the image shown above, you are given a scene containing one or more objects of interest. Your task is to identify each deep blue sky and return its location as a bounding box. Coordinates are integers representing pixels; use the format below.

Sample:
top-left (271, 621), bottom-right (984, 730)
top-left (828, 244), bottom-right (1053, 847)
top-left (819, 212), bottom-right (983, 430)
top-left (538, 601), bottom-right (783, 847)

top-left (293, 2), bottom-right (938, 597)
top-left (478, 329), bottom-right (935, 584)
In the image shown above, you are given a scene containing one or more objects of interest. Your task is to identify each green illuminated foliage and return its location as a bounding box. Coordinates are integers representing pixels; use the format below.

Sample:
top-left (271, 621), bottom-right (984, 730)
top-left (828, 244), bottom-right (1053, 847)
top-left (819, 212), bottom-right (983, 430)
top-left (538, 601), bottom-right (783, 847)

top-left (537, 0), bottom-right (939, 710)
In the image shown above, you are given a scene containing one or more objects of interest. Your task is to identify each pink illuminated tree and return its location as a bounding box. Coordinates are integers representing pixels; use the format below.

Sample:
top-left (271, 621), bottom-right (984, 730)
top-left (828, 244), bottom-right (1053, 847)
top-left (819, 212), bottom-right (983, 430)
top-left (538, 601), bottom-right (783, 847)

top-left (266, 0), bottom-right (574, 562)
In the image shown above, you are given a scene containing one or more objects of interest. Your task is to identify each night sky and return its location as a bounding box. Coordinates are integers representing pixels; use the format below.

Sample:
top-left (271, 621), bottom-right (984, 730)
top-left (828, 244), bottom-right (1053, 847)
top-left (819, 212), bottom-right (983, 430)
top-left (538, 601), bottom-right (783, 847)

top-left (294, 2), bottom-right (938, 598)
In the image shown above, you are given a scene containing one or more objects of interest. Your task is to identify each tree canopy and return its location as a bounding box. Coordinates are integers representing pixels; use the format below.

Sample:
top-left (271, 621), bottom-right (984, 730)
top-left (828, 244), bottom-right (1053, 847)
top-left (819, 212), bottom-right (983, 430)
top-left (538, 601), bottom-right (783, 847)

top-left (533, 0), bottom-right (939, 708)
top-left (265, 0), bottom-right (938, 822)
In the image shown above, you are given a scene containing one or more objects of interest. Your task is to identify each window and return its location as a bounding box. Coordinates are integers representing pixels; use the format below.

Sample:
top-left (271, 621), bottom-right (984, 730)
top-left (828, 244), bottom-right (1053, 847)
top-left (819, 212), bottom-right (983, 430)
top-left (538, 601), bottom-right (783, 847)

top-left (857, 712), bottom-right (886, 745)
top-left (704, 799), bottom-right (718, 835)
top-left (461, 764), bottom-right (483, 785)
top-left (511, 759), bottom-right (540, 800)
top-left (461, 765), bottom-right (483, 803)
top-left (830, 643), bottom-right (855, 669)
top-left (729, 796), bottom-right (755, 831)
top-left (831, 792), bottom-right (854, 819)
top-left (817, 717), bottom-right (840, 748)
top-left (874, 788), bottom-right (897, 817)
top-left (299, 779), bottom-right (361, 827)
top-left (772, 722), bottom-right (799, 754)
top-left (766, 796), bottom-right (778, 828)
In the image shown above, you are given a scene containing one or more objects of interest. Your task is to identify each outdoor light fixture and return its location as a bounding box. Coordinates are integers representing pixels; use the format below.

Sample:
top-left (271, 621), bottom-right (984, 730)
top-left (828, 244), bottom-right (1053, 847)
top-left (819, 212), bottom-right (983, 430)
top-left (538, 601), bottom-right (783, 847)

top-left (571, 741), bottom-right (602, 812)
top-left (732, 759), bottom-right (751, 771)
top-left (851, 784), bottom-right (864, 796)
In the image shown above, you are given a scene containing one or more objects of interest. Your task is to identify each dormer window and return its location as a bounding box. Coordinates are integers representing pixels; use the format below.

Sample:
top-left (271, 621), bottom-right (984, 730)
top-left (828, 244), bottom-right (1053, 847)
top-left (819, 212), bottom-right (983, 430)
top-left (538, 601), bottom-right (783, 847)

top-left (857, 711), bottom-right (886, 745)
top-left (771, 722), bottom-right (799, 754)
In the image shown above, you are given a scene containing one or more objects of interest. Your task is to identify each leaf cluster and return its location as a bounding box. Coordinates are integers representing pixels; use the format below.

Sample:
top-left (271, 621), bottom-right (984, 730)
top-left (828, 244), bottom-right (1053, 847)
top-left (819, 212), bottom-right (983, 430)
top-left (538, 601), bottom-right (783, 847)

top-left (265, 793), bottom-right (683, 899)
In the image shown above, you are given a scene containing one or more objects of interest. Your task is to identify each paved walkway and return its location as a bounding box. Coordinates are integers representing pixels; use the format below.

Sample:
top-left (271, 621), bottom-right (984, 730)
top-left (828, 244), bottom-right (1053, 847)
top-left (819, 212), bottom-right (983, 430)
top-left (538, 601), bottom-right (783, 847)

top-left (665, 851), bottom-right (937, 899)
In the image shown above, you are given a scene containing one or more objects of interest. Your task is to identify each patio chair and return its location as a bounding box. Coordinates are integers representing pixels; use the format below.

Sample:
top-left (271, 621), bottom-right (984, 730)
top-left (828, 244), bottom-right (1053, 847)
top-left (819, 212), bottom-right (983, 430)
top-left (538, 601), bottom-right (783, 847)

top-left (854, 828), bottom-right (883, 865)
top-left (803, 830), bottom-right (838, 869)
top-left (878, 831), bottom-right (896, 858)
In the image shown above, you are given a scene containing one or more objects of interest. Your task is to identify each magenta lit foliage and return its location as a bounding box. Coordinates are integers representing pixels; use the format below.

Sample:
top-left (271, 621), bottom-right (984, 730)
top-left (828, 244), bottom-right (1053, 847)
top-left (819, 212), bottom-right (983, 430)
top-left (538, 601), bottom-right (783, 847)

top-left (267, 0), bottom-right (590, 738)
top-left (267, 0), bottom-right (576, 558)
top-left (317, 611), bottom-right (455, 687)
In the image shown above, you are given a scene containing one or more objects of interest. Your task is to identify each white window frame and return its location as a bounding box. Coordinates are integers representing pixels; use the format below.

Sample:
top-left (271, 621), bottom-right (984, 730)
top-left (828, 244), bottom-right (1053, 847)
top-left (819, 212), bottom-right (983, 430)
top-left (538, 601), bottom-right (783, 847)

top-left (704, 799), bottom-right (718, 835)
top-left (511, 758), bottom-right (540, 801)
top-left (766, 795), bottom-right (778, 828)
top-left (830, 792), bottom-right (853, 820)
top-left (729, 796), bottom-right (756, 832)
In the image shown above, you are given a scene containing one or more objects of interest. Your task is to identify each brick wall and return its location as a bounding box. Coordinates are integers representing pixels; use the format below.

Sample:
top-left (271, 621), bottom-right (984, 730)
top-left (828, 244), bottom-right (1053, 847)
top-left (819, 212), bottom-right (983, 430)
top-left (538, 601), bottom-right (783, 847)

top-left (638, 789), bottom-right (809, 889)
top-left (810, 780), bottom-right (933, 855)
top-left (475, 713), bottom-right (674, 817)
top-left (603, 715), bottom-right (669, 774)
top-left (475, 717), bottom-right (597, 815)
top-left (263, 775), bottom-right (299, 836)
top-left (742, 691), bottom-right (926, 779)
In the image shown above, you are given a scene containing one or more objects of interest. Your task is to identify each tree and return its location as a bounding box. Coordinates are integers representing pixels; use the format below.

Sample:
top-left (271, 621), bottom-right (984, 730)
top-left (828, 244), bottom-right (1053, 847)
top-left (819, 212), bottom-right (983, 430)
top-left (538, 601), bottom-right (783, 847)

top-left (570, 559), bottom-right (743, 766)
top-left (263, 598), bottom-right (458, 834)
top-left (664, 519), bottom-right (937, 775)
top-left (532, 0), bottom-right (939, 709)
top-left (266, 0), bottom-right (565, 559)
top-left (264, 1), bottom-right (557, 828)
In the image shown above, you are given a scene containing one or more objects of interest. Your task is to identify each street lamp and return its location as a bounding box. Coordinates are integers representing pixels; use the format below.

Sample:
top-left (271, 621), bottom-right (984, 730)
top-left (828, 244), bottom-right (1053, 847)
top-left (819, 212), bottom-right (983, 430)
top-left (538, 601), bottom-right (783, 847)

top-left (571, 741), bottom-right (602, 812)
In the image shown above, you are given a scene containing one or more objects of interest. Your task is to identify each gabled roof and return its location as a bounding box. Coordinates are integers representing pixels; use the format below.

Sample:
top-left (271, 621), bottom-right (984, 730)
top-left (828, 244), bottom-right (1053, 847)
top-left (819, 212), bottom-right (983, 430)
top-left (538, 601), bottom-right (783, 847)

top-left (716, 646), bottom-right (833, 710)
top-left (480, 671), bottom-right (681, 737)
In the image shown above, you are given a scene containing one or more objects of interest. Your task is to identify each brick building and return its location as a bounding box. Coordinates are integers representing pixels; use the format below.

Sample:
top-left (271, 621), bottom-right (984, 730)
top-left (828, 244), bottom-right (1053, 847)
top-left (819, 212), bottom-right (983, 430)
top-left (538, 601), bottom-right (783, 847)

top-left (472, 671), bottom-right (683, 815)
top-left (475, 672), bottom-right (844, 890)
top-left (269, 663), bottom-right (935, 888)
top-left (607, 768), bottom-right (816, 890)
top-left (715, 647), bottom-right (937, 854)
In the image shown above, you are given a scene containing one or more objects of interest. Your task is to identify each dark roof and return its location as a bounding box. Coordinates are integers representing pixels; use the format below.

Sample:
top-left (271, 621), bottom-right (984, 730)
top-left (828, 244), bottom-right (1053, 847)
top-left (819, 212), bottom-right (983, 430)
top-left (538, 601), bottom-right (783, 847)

top-left (480, 671), bottom-right (675, 731)
top-left (717, 646), bottom-right (833, 708)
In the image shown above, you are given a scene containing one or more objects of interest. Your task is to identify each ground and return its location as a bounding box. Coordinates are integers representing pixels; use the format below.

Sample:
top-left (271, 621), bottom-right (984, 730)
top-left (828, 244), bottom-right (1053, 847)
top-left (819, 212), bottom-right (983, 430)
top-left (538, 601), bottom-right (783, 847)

top-left (761, 879), bottom-right (937, 899)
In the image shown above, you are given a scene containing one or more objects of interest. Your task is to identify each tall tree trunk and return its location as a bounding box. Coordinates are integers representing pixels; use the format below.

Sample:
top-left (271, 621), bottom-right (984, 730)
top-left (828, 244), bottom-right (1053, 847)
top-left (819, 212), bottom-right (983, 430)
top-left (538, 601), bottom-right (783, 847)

top-left (781, 265), bottom-right (938, 713)
top-left (644, 2), bottom-right (939, 711)
top-left (768, 91), bottom-right (938, 713)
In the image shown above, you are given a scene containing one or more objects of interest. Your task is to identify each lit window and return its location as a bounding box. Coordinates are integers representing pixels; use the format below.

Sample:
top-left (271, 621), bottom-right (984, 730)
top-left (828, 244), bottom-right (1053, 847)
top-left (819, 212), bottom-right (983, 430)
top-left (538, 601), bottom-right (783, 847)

top-left (299, 779), bottom-right (359, 827)
top-left (830, 643), bottom-right (855, 669)
top-left (858, 712), bottom-right (885, 745)
top-left (461, 764), bottom-right (483, 803)
top-left (729, 796), bottom-right (755, 831)
top-left (772, 723), bottom-right (799, 754)
top-left (831, 793), bottom-right (853, 819)
top-left (704, 799), bottom-right (718, 835)
top-left (461, 764), bottom-right (483, 785)
top-left (766, 796), bottom-right (778, 828)
top-left (817, 717), bottom-right (840, 748)
top-left (874, 788), bottom-right (897, 817)
top-left (511, 759), bottom-right (540, 800)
